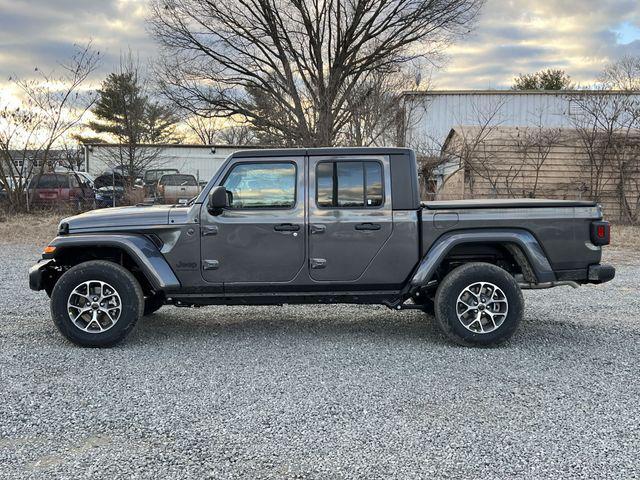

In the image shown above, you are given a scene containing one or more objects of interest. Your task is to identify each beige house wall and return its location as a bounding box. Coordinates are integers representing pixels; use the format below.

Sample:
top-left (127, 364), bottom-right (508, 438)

top-left (436, 127), bottom-right (639, 221)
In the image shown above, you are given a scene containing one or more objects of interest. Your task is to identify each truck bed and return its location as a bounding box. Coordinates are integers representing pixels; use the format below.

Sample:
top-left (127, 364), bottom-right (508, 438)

top-left (420, 198), bottom-right (603, 275)
top-left (423, 199), bottom-right (597, 210)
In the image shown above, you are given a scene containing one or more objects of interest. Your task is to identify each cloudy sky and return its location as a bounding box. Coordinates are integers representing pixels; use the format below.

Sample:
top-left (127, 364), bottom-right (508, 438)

top-left (0, 0), bottom-right (639, 93)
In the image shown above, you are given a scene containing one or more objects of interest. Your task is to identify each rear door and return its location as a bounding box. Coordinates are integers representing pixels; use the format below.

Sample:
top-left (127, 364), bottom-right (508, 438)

top-left (200, 156), bottom-right (306, 285)
top-left (307, 155), bottom-right (392, 282)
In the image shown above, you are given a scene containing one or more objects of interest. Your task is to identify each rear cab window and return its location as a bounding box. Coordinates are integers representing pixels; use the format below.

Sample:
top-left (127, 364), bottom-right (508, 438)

top-left (316, 161), bottom-right (383, 208)
top-left (160, 175), bottom-right (198, 186)
top-left (146, 169), bottom-right (179, 183)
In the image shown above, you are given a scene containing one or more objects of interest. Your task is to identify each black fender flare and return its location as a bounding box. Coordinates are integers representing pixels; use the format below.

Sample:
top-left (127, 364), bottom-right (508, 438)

top-left (410, 228), bottom-right (556, 287)
top-left (46, 234), bottom-right (181, 291)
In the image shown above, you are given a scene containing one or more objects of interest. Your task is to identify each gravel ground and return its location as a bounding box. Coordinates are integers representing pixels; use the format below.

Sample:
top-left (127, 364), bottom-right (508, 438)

top-left (0, 244), bottom-right (639, 479)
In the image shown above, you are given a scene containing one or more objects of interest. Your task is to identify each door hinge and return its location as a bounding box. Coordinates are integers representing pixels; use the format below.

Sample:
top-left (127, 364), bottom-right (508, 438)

top-left (310, 258), bottom-right (327, 269)
top-left (203, 259), bottom-right (220, 270)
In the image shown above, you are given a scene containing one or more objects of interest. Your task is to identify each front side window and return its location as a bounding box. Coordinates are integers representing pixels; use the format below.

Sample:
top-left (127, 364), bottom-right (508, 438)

top-left (223, 162), bottom-right (296, 209)
top-left (316, 161), bottom-right (383, 208)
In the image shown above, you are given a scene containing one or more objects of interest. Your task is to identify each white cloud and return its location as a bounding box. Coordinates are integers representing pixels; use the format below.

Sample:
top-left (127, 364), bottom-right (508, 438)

top-left (0, 0), bottom-right (638, 92)
top-left (432, 0), bottom-right (640, 88)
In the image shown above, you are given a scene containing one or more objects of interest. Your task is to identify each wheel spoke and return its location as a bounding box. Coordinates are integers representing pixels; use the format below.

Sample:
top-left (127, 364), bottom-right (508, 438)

top-left (70, 306), bottom-right (92, 322)
top-left (67, 280), bottom-right (122, 334)
top-left (456, 281), bottom-right (509, 334)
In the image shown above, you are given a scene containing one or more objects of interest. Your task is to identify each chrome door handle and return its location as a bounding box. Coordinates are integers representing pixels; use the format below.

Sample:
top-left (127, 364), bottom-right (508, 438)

top-left (310, 224), bottom-right (326, 234)
top-left (310, 258), bottom-right (326, 269)
top-left (355, 223), bottom-right (381, 231)
top-left (274, 223), bottom-right (300, 232)
top-left (202, 226), bottom-right (218, 236)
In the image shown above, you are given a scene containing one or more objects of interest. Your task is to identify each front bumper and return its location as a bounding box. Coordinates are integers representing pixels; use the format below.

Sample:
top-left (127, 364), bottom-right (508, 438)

top-left (588, 263), bottom-right (616, 284)
top-left (29, 259), bottom-right (55, 291)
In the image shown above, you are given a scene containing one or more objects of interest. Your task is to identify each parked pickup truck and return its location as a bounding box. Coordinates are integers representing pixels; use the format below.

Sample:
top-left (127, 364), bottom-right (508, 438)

top-left (156, 173), bottom-right (200, 205)
top-left (29, 147), bottom-right (614, 348)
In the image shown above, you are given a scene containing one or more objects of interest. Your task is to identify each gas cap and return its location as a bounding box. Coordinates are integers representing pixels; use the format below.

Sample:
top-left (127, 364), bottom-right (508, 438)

top-left (433, 213), bottom-right (459, 229)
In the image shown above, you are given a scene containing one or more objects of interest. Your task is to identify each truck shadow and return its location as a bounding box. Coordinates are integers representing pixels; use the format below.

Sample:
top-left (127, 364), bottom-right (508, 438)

top-left (131, 306), bottom-right (454, 346)
top-left (128, 304), bottom-right (611, 349)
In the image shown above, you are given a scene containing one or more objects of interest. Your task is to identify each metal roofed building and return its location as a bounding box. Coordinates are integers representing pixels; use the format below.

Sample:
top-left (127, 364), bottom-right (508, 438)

top-left (401, 89), bottom-right (640, 156)
top-left (82, 143), bottom-right (257, 182)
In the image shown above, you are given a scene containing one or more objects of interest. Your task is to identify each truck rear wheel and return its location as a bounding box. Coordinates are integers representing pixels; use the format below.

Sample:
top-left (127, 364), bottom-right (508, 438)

top-left (50, 260), bottom-right (144, 347)
top-left (434, 262), bottom-right (523, 347)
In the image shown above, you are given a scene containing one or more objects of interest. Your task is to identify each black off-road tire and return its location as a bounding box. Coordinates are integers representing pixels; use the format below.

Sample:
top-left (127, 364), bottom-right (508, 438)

top-left (50, 260), bottom-right (144, 347)
top-left (434, 262), bottom-right (524, 347)
top-left (143, 294), bottom-right (165, 316)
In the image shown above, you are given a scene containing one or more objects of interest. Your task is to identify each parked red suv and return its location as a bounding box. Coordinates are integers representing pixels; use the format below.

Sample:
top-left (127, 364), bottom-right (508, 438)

top-left (28, 173), bottom-right (95, 210)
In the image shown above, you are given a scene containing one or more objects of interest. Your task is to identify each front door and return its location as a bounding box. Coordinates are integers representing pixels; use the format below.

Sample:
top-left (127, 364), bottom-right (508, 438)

top-left (200, 157), bottom-right (306, 285)
top-left (307, 155), bottom-right (393, 282)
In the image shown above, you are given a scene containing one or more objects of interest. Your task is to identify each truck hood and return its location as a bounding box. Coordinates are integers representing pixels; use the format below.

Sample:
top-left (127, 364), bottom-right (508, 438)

top-left (60, 205), bottom-right (175, 233)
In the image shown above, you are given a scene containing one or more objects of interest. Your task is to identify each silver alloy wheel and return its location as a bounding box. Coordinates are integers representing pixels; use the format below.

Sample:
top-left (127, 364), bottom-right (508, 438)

top-left (67, 280), bottom-right (122, 333)
top-left (456, 281), bottom-right (508, 334)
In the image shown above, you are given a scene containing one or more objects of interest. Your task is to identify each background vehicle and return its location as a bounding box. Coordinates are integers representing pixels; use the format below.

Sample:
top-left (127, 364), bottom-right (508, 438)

top-left (0, 176), bottom-right (27, 203)
top-left (156, 173), bottom-right (199, 204)
top-left (27, 172), bottom-right (94, 210)
top-left (93, 171), bottom-right (144, 208)
top-left (143, 168), bottom-right (179, 199)
top-left (30, 148), bottom-right (614, 348)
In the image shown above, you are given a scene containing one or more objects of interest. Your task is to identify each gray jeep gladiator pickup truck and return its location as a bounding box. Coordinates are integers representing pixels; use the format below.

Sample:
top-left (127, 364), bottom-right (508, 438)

top-left (29, 147), bottom-right (615, 347)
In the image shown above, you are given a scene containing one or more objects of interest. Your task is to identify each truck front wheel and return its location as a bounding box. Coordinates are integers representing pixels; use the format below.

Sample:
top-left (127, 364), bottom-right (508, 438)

top-left (50, 260), bottom-right (144, 347)
top-left (434, 262), bottom-right (523, 347)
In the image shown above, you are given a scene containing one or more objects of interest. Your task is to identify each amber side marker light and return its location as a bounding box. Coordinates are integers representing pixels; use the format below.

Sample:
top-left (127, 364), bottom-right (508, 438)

top-left (43, 246), bottom-right (56, 254)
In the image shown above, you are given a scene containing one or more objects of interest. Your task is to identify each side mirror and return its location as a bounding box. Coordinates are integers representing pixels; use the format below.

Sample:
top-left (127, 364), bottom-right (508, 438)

top-left (207, 186), bottom-right (229, 214)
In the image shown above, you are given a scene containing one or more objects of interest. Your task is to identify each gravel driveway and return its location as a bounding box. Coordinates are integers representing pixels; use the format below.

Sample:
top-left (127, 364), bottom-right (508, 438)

top-left (1, 244), bottom-right (638, 479)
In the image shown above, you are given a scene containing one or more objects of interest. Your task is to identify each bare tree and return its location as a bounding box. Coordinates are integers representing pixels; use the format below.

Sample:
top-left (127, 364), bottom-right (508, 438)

top-left (216, 125), bottom-right (258, 146)
top-left (602, 56), bottom-right (640, 223)
top-left (0, 43), bottom-right (99, 211)
top-left (182, 115), bottom-right (258, 145)
top-left (602, 55), bottom-right (640, 92)
top-left (508, 113), bottom-right (563, 197)
top-left (149, 0), bottom-right (483, 146)
top-left (183, 115), bottom-right (219, 145)
top-left (343, 69), bottom-right (425, 147)
top-left (440, 99), bottom-right (507, 198)
top-left (567, 88), bottom-right (640, 218)
top-left (86, 53), bottom-right (181, 184)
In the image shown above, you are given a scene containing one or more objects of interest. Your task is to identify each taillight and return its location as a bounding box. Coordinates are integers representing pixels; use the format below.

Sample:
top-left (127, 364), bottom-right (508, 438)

top-left (590, 221), bottom-right (610, 246)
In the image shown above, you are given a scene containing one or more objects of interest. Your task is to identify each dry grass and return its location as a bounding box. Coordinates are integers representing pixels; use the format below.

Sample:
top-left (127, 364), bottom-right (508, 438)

top-left (0, 212), bottom-right (62, 246)
top-left (610, 224), bottom-right (640, 251)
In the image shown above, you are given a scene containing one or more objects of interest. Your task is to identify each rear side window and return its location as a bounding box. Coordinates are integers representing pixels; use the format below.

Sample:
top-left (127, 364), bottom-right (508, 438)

top-left (316, 161), bottom-right (383, 208)
top-left (160, 175), bottom-right (197, 186)
top-left (33, 174), bottom-right (70, 189)
top-left (223, 162), bottom-right (296, 209)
